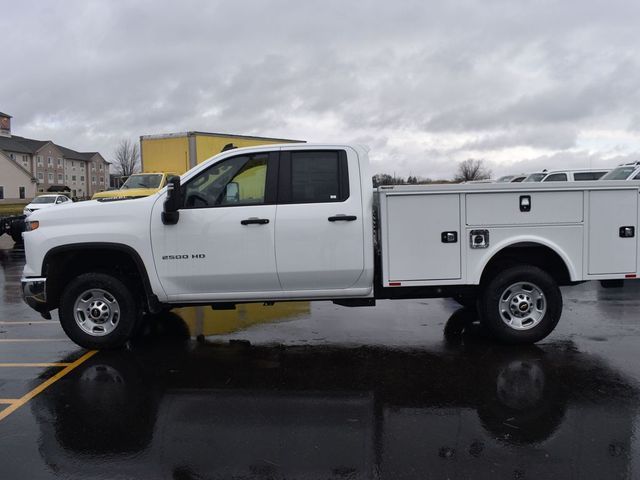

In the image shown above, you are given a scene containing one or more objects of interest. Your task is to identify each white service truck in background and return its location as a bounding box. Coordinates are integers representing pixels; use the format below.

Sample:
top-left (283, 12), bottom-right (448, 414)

top-left (21, 144), bottom-right (640, 349)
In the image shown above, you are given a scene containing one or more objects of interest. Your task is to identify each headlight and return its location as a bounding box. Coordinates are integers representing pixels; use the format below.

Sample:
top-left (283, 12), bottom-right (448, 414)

top-left (25, 220), bottom-right (39, 232)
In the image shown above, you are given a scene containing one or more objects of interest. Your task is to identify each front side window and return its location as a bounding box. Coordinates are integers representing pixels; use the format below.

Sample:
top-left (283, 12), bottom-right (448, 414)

top-left (184, 153), bottom-right (268, 208)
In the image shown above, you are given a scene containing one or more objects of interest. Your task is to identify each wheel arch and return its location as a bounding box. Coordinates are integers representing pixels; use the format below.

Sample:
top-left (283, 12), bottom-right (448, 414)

top-left (476, 238), bottom-right (577, 287)
top-left (42, 242), bottom-right (161, 313)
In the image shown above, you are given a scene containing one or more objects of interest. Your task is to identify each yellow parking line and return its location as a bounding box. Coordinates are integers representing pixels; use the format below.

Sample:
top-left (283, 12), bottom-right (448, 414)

top-left (0, 399), bottom-right (17, 405)
top-left (0, 350), bottom-right (97, 422)
top-left (0, 363), bottom-right (71, 367)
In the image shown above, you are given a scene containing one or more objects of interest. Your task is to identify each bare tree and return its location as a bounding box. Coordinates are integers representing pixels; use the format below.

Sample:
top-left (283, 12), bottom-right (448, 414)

top-left (113, 139), bottom-right (140, 176)
top-left (454, 159), bottom-right (492, 182)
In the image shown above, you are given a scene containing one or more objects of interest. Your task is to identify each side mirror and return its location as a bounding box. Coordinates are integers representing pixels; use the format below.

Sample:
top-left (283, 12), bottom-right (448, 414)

top-left (161, 176), bottom-right (181, 225)
top-left (224, 182), bottom-right (239, 204)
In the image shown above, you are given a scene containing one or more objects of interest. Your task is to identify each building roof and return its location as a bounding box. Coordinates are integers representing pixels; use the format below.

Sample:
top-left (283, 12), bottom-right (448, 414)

top-left (0, 112), bottom-right (11, 118)
top-left (0, 135), bottom-right (47, 154)
top-left (56, 145), bottom-right (97, 161)
top-left (0, 134), bottom-right (106, 163)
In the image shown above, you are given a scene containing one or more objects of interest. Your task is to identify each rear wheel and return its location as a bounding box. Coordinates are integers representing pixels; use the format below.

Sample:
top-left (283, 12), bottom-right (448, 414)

top-left (59, 273), bottom-right (139, 349)
top-left (479, 265), bottom-right (562, 344)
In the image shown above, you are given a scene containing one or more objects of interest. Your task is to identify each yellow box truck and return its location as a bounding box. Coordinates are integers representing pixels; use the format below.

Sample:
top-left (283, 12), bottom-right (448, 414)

top-left (140, 131), bottom-right (303, 174)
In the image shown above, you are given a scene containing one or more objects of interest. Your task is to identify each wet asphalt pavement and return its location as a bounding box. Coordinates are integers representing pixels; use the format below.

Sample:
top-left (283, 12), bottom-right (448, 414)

top-left (1, 237), bottom-right (640, 479)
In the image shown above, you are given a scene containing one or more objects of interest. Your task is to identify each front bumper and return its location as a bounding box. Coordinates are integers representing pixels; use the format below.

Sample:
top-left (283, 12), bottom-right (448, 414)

top-left (21, 277), bottom-right (51, 319)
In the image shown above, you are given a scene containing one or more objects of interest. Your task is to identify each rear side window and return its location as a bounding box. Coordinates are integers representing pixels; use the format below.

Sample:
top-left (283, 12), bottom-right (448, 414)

top-left (574, 172), bottom-right (606, 181)
top-left (543, 173), bottom-right (568, 182)
top-left (280, 150), bottom-right (349, 203)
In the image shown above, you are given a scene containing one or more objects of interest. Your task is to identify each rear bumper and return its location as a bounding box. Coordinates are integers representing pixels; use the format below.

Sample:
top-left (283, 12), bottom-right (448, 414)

top-left (21, 277), bottom-right (51, 318)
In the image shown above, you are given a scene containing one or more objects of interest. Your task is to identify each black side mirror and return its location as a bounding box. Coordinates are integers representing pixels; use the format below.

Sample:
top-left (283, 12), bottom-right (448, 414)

top-left (162, 176), bottom-right (181, 225)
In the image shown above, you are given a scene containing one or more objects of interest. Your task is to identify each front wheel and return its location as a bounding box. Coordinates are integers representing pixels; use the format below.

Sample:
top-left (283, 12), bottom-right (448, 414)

top-left (59, 273), bottom-right (139, 349)
top-left (479, 265), bottom-right (562, 344)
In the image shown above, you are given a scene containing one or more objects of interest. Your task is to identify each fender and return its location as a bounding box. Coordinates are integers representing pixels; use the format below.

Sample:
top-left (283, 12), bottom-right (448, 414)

top-left (42, 242), bottom-right (163, 313)
top-left (471, 234), bottom-right (579, 284)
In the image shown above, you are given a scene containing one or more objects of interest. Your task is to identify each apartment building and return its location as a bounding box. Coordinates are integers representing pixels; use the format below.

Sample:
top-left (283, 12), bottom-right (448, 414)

top-left (0, 111), bottom-right (109, 201)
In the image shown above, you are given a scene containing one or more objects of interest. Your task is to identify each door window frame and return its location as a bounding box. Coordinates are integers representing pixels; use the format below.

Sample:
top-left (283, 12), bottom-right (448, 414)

top-left (277, 149), bottom-right (350, 204)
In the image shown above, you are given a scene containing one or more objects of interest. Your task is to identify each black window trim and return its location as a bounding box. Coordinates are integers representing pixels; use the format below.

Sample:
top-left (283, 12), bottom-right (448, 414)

top-left (278, 149), bottom-right (350, 205)
top-left (181, 151), bottom-right (279, 210)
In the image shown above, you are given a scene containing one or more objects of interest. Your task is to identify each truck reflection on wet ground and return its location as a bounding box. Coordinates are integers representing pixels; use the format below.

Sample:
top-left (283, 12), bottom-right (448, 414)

top-left (24, 311), bottom-right (639, 479)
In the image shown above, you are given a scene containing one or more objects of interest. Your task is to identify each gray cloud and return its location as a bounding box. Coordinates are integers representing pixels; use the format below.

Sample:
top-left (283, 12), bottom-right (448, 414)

top-left (2, 0), bottom-right (640, 179)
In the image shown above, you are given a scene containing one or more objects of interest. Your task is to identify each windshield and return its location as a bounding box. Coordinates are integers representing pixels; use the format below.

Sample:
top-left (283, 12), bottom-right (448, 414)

top-left (601, 166), bottom-right (636, 181)
top-left (523, 173), bottom-right (547, 182)
top-left (31, 196), bottom-right (57, 204)
top-left (496, 175), bottom-right (514, 182)
top-left (121, 174), bottom-right (163, 189)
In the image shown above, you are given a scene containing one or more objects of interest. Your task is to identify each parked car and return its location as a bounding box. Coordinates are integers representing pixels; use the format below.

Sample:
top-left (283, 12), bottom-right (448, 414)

top-left (540, 169), bottom-right (609, 182)
top-left (599, 162), bottom-right (640, 181)
top-left (23, 194), bottom-right (72, 217)
top-left (496, 174), bottom-right (527, 183)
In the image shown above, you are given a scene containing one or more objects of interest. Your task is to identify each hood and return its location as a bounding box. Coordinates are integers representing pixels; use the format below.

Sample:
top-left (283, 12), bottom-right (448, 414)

top-left (92, 187), bottom-right (160, 200)
top-left (29, 194), bottom-right (157, 225)
top-left (25, 202), bottom-right (57, 211)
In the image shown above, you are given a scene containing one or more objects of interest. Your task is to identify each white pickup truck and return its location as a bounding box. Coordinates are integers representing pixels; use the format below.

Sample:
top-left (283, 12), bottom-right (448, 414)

top-left (21, 144), bottom-right (640, 349)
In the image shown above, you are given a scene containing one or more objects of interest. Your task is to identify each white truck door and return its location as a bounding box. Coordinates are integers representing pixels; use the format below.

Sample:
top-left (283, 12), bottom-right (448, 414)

top-left (588, 189), bottom-right (638, 275)
top-left (150, 152), bottom-right (281, 297)
top-left (275, 149), bottom-right (365, 290)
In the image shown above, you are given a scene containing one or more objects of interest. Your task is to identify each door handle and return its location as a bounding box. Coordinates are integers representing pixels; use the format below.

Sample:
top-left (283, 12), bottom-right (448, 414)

top-left (240, 218), bottom-right (269, 225)
top-left (328, 215), bottom-right (357, 222)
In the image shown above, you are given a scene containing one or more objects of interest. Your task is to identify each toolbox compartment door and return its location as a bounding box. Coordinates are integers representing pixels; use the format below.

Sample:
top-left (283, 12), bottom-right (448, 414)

top-left (385, 194), bottom-right (461, 281)
top-left (466, 191), bottom-right (583, 226)
top-left (588, 190), bottom-right (638, 275)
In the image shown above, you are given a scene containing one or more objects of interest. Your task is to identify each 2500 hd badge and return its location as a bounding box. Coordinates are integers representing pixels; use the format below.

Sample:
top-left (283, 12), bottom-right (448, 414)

top-left (161, 254), bottom-right (206, 260)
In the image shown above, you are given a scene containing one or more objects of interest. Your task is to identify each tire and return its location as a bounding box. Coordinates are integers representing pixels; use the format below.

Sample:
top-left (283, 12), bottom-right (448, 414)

top-left (59, 272), bottom-right (139, 349)
top-left (479, 265), bottom-right (562, 344)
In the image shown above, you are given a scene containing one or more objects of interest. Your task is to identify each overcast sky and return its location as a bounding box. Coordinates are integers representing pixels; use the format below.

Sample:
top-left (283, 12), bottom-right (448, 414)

top-left (3, 0), bottom-right (640, 179)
